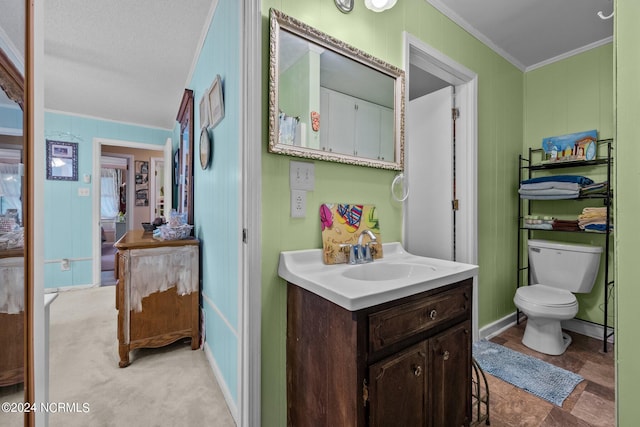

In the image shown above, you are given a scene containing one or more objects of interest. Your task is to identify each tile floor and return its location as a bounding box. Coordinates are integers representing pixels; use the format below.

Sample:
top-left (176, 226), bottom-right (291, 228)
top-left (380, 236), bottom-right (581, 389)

top-left (479, 321), bottom-right (615, 427)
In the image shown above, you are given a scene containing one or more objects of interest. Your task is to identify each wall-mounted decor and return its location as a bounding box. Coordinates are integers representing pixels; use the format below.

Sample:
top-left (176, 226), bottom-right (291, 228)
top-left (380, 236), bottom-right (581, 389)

top-left (134, 160), bottom-right (149, 206)
top-left (334, 0), bottom-right (353, 13)
top-left (199, 94), bottom-right (209, 129)
top-left (207, 74), bottom-right (224, 129)
top-left (46, 140), bottom-right (78, 181)
top-left (199, 127), bottom-right (211, 170)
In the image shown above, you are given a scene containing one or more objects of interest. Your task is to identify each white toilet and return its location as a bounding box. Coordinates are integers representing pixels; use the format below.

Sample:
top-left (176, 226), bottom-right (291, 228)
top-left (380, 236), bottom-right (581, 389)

top-left (514, 239), bottom-right (602, 355)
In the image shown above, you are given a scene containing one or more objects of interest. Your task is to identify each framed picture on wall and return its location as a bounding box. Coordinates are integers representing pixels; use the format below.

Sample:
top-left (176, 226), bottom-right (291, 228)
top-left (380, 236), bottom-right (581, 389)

top-left (46, 139), bottom-right (78, 181)
top-left (199, 94), bottom-right (209, 129)
top-left (207, 74), bottom-right (224, 129)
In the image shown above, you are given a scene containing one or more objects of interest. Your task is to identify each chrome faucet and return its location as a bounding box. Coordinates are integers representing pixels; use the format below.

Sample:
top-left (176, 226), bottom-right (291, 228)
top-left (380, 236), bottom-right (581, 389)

top-left (356, 229), bottom-right (377, 264)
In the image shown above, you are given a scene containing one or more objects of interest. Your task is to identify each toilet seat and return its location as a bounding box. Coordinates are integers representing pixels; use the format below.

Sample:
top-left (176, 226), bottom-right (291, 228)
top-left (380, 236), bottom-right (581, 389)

top-left (516, 284), bottom-right (577, 307)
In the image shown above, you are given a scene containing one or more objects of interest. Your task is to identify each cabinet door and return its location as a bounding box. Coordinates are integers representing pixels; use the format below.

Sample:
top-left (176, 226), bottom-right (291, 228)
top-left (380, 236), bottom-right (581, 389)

top-left (354, 100), bottom-right (381, 159)
top-left (324, 89), bottom-right (356, 155)
top-left (368, 341), bottom-right (428, 427)
top-left (429, 320), bottom-right (471, 427)
top-left (378, 106), bottom-right (394, 161)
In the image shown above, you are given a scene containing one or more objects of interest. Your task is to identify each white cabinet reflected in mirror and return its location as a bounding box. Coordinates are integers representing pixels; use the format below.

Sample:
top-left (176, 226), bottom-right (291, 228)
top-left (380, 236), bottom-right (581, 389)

top-left (268, 9), bottom-right (405, 170)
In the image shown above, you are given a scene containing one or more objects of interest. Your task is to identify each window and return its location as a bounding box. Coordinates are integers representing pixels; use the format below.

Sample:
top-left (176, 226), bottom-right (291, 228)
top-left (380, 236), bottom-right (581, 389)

top-left (101, 168), bottom-right (121, 219)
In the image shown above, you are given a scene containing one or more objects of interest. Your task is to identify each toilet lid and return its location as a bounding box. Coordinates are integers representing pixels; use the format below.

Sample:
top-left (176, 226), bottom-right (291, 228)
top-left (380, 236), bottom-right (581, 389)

top-left (517, 284), bottom-right (576, 306)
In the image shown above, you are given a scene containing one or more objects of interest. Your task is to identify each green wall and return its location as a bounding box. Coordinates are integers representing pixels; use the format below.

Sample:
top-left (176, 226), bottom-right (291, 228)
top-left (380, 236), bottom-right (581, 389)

top-left (260, 0), bottom-right (523, 424)
top-left (523, 44), bottom-right (614, 324)
top-left (614, 0), bottom-right (640, 422)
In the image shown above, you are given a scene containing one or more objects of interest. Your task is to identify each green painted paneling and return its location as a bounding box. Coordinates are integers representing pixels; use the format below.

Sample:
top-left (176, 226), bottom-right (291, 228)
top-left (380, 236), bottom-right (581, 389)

top-left (523, 44), bottom-right (614, 325)
top-left (614, 0), bottom-right (640, 422)
top-left (260, 0), bottom-right (523, 425)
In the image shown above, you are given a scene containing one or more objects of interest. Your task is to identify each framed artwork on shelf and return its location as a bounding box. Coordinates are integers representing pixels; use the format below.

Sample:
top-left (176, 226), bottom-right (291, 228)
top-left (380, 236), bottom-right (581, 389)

top-left (207, 74), bottom-right (224, 129)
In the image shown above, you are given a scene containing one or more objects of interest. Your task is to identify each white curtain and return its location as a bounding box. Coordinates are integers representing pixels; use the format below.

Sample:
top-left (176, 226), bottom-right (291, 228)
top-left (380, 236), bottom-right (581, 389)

top-left (0, 162), bottom-right (22, 224)
top-left (101, 168), bottom-right (120, 218)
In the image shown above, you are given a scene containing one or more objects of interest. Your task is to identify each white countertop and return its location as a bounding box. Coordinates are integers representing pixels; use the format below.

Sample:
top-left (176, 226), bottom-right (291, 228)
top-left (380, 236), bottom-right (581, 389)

top-left (278, 242), bottom-right (479, 311)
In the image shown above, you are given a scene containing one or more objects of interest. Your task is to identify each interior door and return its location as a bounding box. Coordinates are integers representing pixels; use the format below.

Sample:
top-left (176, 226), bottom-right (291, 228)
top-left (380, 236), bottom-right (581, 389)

top-left (405, 86), bottom-right (454, 260)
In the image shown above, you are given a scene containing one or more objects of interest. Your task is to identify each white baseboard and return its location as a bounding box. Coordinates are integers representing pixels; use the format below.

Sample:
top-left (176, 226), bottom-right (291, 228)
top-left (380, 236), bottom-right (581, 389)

top-left (44, 283), bottom-right (97, 293)
top-left (562, 318), bottom-right (615, 343)
top-left (478, 311), bottom-right (615, 344)
top-left (478, 312), bottom-right (518, 341)
top-left (204, 342), bottom-right (239, 424)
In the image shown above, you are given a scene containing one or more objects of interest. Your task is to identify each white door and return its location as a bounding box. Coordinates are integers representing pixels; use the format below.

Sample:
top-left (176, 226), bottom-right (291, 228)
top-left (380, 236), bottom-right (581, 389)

top-left (405, 86), bottom-right (454, 260)
top-left (150, 157), bottom-right (164, 220)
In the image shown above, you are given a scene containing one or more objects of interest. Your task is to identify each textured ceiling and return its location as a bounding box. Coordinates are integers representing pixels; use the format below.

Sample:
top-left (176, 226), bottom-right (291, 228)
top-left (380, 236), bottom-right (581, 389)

top-left (43, 0), bottom-right (214, 130)
top-left (1, 1), bottom-right (616, 128)
top-left (425, 0), bottom-right (613, 71)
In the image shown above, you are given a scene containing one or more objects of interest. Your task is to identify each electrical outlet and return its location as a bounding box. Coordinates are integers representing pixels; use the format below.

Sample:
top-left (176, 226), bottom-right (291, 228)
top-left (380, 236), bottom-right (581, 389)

top-left (291, 190), bottom-right (306, 218)
top-left (290, 161), bottom-right (315, 191)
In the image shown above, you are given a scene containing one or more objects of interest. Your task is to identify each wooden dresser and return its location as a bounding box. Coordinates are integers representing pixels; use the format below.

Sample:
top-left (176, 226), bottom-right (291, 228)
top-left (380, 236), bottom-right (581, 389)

top-left (114, 230), bottom-right (199, 367)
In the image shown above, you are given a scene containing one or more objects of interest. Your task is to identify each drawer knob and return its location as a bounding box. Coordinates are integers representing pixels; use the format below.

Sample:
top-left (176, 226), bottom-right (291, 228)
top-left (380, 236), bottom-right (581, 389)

top-left (443, 350), bottom-right (450, 361)
top-left (429, 309), bottom-right (437, 320)
top-left (413, 365), bottom-right (422, 377)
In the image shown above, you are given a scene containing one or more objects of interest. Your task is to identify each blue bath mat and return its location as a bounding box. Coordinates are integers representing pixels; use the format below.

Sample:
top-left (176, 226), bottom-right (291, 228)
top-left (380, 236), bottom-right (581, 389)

top-left (472, 340), bottom-right (584, 406)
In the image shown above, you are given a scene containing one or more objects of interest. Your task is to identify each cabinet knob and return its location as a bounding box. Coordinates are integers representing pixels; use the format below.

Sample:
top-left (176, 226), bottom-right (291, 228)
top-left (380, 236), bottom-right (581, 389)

top-left (429, 309), bottom-right (437, 320)
top-left (443, 350), bottom-right (450, 361)
top-left (413, 365), bottom-right (422, 377)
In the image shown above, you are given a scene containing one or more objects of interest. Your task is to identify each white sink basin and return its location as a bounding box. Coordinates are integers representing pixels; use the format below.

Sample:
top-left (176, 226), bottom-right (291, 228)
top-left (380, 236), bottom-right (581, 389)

top-left (341, 262), bottom-right (437, 281)
top-left (278, 242), bottom-right (478, 311)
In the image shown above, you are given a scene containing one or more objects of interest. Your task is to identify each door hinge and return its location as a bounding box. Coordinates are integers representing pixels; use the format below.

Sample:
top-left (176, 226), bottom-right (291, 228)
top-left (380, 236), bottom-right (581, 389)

top-left (362, 379), bottom-right (369, 407)
top-left (452, 199), bottom-right (459, 210)
top-left (242, 228), bottom-right (248, 243)
top-left (452, 108), bottom-right (460, 119)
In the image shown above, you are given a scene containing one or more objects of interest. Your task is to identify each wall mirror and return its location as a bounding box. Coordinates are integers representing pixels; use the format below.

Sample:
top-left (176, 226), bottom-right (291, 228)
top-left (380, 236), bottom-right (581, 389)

top-left (268, 9), bottom-right (405, 170)
top-left (176, 89), bottom-right (194, 226)
top-left (0, 1), bottom-right (29, 424)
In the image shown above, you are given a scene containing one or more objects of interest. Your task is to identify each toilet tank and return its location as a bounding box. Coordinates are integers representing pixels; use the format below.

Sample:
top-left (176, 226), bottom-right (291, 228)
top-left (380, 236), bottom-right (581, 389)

top-left (528, 239), bottom-right (602, 293)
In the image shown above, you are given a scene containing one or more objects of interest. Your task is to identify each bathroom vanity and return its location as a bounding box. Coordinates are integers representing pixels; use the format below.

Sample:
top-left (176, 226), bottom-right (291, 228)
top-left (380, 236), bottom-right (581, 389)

top-left (279, 243), bottom-right (478, 426)
top-left (114, 230), bottom-right (199, 367)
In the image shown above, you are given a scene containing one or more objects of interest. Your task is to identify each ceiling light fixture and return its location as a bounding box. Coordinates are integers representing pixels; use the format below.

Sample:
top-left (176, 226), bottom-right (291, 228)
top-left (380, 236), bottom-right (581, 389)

top-left (364, 0), bottom-right (397, 12)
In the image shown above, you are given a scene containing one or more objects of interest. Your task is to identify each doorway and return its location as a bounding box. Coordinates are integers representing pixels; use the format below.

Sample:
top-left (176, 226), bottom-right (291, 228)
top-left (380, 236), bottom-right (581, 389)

top-left (91, 137), bottom-right (172, 286)
top-left (403, 32), bottom-right (479, 338)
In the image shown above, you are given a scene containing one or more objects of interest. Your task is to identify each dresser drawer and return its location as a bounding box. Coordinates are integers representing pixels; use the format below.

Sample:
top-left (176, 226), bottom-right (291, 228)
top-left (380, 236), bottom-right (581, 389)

top-left (368, 284), bottom-right (471, 353)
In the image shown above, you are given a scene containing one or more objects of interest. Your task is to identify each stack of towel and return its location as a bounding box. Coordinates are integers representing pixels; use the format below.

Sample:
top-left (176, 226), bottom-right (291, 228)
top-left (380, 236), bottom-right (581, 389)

top-left (578, 207), bottom-right (612, 232)
top-left (553, 219), bottom-right (581, 232)
top-left (519, 175), bottom-right (594, 199)
top-left (580, 181), bottom-right (609, 197)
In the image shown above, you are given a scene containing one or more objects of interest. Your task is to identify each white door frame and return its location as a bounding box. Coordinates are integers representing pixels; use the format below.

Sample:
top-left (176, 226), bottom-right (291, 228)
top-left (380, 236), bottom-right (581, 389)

top-left (403, 32), bottom-right (479, 340)
top-left (92, 137), bottom-right (172, 286)
top-left (240, 0), bottom-right (262, 425)
top-left (149, 156), bottom-right (164, 220)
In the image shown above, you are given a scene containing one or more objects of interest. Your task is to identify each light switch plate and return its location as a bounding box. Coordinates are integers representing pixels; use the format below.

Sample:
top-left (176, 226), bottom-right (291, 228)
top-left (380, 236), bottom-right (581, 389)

top-left (290, 161), bottom-right (315, 191)
top-left (78, 187), bottom-right (90, 197)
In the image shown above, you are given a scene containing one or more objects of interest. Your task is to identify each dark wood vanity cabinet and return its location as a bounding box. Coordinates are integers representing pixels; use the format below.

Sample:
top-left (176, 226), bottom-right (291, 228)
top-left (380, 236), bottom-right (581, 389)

top-left (287, 278), bottom-right (472, 427)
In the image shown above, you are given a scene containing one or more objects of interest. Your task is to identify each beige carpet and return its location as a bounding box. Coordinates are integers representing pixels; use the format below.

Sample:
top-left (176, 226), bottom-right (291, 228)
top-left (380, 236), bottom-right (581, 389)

top-left (48, 286), bottom-right (235, 427)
